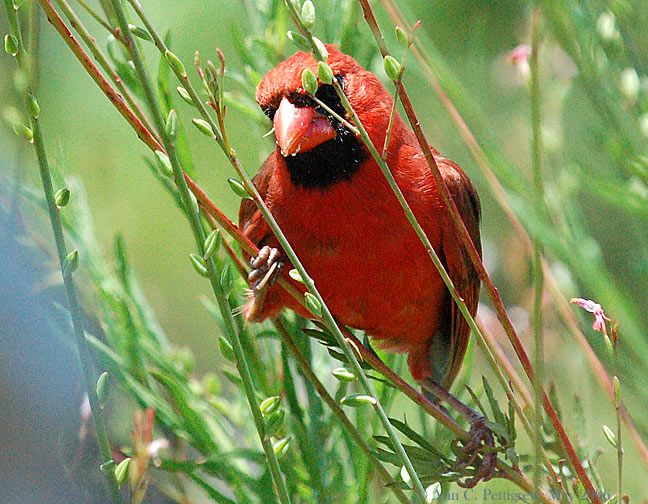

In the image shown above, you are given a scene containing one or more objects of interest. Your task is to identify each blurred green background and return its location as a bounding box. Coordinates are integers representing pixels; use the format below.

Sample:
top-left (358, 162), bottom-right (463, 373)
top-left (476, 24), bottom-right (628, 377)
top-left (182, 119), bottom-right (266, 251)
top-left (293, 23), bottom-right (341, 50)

top-left (1, 0), bottom-right (647, 502)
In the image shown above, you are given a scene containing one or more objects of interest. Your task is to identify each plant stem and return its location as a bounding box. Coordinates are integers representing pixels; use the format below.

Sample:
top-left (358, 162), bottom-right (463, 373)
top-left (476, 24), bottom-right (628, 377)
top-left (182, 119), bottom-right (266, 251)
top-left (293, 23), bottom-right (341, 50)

top-left (3, 2), bottom-right (121, 501)
top-left (356, 2), bottom-right (601, 500)
top-left (273, 319), bottom-right (410, 504)
top-left (380, 0), bottom-right (648, 474)
top-left (530, 9), bottom-right (545, 502)
top-left (105, 1), bottom-right (292, 502)
top-left (128, 0), bottom-right (428, 498)
top-left (613, 331), bottom-right (623, 504)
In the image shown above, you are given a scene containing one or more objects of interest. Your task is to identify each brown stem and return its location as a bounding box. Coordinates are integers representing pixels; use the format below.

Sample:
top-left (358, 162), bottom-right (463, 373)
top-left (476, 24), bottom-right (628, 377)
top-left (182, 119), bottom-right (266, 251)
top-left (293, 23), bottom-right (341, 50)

top-left (356, 1), bottom-right (602, 501)
top-left (379, 0), bottom-right (648, 474)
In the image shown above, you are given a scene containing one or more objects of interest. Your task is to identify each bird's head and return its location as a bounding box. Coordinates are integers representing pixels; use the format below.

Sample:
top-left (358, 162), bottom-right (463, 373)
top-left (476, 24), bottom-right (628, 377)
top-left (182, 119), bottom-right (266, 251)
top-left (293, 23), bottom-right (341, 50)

top-left (256, 46), bottom-right (396, 189)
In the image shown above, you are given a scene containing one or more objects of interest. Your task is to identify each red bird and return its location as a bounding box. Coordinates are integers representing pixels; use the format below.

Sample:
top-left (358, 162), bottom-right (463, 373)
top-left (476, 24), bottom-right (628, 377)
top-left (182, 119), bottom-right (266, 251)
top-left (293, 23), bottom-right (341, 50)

top-left (240, 46), bottom-right (493, 485)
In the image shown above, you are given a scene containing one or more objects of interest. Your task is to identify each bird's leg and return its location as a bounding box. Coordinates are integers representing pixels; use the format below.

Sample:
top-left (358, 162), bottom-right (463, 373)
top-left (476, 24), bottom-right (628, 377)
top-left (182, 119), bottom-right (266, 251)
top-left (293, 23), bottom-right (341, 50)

top-left (247, 246), bottom-right (285, 318)
top-left (422, 378), bottom-right (497, 488)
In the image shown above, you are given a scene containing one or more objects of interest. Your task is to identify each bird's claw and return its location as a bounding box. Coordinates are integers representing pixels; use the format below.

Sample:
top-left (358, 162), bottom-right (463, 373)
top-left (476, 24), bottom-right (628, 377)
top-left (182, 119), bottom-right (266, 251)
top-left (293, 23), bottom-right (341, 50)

top-left (455, 416), bottom-right (497, 488)
top-left (249, 246), bottom-right (284, 292)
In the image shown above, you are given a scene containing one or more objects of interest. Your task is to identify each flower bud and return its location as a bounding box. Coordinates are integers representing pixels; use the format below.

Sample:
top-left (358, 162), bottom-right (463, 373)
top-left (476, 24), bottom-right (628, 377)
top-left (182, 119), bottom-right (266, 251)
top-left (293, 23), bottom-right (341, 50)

top-left (96, 371), bottom-right (110, 407)
top-left (301, 0), bottom-right (316, 29)
top-left (165, 50), bottom-right (187, 78)
top-left (165, 109), bottom-right (179, 141)
top-left (227, 178), bottom-right (249, 198)
top-left (62, 249), bottom-right (79, 276)
top-left (383, 55), bottom-right (402, 80)
top-left (128, 24), bottom-right (152, 42)
top-left (154, 150), bottom-right (173, 177)
top-left (318, 61), bottom-right (333, 85)
top-left (304, 292), bottom-right (322, 317)
top-left (602, 424), bottom-right (617, 447)
top-left (260, 396), bottom-right (281, 416)
top-left (272, 437), bottom-right (291, 458)
top-left (192, 118), bottom-right (214, 137)
top-left (4, 34), bottom-right (18, 56)
top-left (203, 229), bottom-right (221, 259)
top-left (301, 68), bottom-right (318, 95)
top-left (287, 31), bottom-right (311, 52)
top-left (331, 367), bottom-right (356, 383)
top-left (114, 458), bottom-right (130, 486)
top-left (176, 86), bottom-right (194, 106)
top-left (218, 335), bottom-right (235, 362)
top-left (190, 253), bottom-right (209, 277)
top-left (340, 394), bottom-right (377, 407)
top-left (27, 94), bottom-right (40, 119)
top-left (55, 187), bottom-right (71, 208)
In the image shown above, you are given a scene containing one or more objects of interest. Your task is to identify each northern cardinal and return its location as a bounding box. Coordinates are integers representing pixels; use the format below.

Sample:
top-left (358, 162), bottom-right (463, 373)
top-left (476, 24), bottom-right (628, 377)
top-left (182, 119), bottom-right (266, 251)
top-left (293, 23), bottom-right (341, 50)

top-left (240, 46), bottom-right (493, 485)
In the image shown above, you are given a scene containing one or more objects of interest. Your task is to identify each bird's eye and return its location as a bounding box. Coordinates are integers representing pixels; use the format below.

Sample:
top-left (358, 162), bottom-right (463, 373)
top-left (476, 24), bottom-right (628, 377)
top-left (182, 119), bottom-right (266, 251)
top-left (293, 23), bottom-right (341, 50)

top-left (262, 105), bottom-right (276, 121)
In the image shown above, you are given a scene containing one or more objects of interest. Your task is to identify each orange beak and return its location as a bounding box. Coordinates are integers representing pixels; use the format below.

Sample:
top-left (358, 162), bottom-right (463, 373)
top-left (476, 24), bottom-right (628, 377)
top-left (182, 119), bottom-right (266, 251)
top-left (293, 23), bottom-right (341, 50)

top-left (273, 97), bottom-right (337, 156)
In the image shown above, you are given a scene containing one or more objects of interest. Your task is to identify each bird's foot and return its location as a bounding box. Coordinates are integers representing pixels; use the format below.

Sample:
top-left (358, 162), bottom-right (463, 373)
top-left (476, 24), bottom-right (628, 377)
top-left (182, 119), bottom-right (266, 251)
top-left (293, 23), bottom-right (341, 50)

top-left (249, 246), bottom-right (284, 293)
top-left (454, 414), bottom-right (497, 488)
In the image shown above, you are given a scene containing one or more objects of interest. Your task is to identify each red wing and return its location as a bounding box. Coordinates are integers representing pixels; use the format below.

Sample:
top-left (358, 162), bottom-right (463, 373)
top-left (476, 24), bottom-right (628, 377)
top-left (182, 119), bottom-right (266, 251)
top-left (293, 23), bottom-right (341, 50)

top-left (238, 151), bottom-right (280, 254)
top-left (438, 159), bottom-right (482, 390)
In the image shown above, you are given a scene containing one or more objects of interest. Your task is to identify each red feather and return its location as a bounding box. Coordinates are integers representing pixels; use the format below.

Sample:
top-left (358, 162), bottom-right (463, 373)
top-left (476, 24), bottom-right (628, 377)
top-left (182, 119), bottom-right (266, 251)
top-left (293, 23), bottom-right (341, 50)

top-left (239, 47), bottom-right (481, 390)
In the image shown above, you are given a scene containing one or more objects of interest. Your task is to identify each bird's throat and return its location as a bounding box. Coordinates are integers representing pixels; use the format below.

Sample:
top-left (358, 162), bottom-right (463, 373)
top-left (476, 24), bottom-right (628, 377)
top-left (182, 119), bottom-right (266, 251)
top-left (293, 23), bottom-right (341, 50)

top-left (282, 126), bottom-right (368, 190)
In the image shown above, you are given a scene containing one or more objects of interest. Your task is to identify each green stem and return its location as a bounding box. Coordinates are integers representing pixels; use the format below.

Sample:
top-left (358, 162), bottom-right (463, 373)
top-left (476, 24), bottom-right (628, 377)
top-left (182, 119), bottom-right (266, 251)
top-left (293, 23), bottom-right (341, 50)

top-left (133, 0), bottom-right (427, 499)
top-left (4, 2), bottom-right (121, 501)
top-left (105, 1), bottom-right (292, 503)
top-left (273, 319), bottom-right (410, 504)
top-left (530, 10), bottom-right (545, 502)
top-left (613, 336), bottom-right (623, 504)
top-left (356, 2), bottom-right (601, 501)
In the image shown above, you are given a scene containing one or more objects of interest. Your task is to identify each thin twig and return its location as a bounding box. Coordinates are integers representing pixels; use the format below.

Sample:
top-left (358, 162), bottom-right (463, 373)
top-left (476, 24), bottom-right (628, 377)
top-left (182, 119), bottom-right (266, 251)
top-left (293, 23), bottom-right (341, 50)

top-left (355, 2), bottom-right (602, 500)
top-left (530, 9), bottom-right (545, 502)
top-left (4, 1), bottom-right (121, 501)
top-left (273, 319), bottom-right (410, 504)
top-left (379, 0), bottom-right (648, 474)
top-left (105, 0), bottom-right (292, 501)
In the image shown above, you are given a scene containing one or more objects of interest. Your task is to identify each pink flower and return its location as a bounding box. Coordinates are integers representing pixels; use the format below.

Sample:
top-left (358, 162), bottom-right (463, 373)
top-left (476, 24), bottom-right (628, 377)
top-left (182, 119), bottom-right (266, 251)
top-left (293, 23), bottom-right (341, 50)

top-left (508, 44), bottom-right (531, 65)
top-left (570, 298), bottom-right (611, 335)
top-left (507, 44), bottom-right (531, 85)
